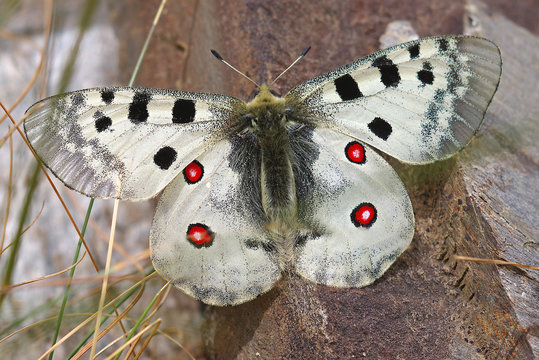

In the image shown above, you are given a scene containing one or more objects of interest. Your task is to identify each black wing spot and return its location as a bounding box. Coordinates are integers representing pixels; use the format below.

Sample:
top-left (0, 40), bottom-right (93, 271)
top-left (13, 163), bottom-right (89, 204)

top-left (437, 38), bottom-right (449, 51)
top-left (368, 117), bottom-right (392, 140)
top-left (334, 74), bottom-right (363, 101)
top-left (95, 116), bottom-right (112, 132)
top-left (154, 146), bottom-right (177, 170)
top-left (172, 99), bottom-right (196, 123)
top-left (418, 70), bottom-right (434, 85)
top-left (379, 65), bottom-right (401, 87)
top-left (100, 90), bottom-right (115, 104)
top-left (408, 44), bottom-right (420, 59)
top-left (372, 55), bottom-right (393, 67)
top-left (418, 62), bottom-right (434, 85)
top-left (128, 92), bottom-right (151, 124)
top-left (372, 55), bottom-right (400, 87)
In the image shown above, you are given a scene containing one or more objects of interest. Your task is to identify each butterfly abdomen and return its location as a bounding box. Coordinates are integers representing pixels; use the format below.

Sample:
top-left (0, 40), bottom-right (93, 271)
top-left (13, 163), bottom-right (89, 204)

top-left (258, 127), bottom-right (297, 221)
top-left (244, 87), bottom-right (305, 238)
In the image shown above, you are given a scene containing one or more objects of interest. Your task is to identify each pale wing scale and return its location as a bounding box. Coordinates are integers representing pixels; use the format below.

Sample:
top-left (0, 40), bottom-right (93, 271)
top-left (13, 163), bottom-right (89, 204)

top-left (24, 87), bottom-right (243, 200)
top-left (295, 128), bottom-right (414, 287)
top-left (287, 36), bottom-right (502, 164)
top-left (150, 139), bottom-right (281, 306)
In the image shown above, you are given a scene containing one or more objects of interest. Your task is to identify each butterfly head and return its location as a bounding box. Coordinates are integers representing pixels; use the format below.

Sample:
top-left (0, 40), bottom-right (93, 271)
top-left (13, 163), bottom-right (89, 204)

top-left (248, 84), bottom-right (283, 105)
top-left (244, 85), bottom-right (287, 133)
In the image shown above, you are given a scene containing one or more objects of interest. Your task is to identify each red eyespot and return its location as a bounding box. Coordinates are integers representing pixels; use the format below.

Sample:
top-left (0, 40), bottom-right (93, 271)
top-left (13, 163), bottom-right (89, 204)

top-left (186, 223), bottom-right (214, 247)
top-left (183, 160), bottom-right (204, 184)
top-left (350, 203), bottom-right (377, 228)
top-left (345, 141), bottom-right (366, 164)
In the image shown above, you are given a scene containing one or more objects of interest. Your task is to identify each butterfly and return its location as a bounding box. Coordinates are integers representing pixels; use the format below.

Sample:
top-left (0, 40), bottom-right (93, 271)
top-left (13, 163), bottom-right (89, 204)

top-left (24, 35), bottom-right (501, 306)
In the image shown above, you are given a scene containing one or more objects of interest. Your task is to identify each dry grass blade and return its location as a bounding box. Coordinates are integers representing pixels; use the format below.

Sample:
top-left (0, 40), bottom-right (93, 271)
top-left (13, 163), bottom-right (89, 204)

top-left (455, 255), bottom-right (539, 271)
top-left (0, 201), bottom-right (44, 256)
top-left (102, 319), bottom-right (162, 360)
top-left (37, 273), bottom-right (154, 360)
top-left (70, 282), bottom-right (146, 360)
top-left (90, 198), bottom-right (120, 359)
top-left (0, 251), bottom-right (86, 295)
top-left (0, 122), bottom-right (14, 251)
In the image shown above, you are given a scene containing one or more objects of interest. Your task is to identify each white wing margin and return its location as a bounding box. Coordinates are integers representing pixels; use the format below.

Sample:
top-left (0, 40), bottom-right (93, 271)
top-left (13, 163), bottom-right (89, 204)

top-left (287, 36), bottom-right (502, 163)
top-left (294, 128), bottom-right (414, 287)
top-left (24, 87), bottom-right (243, 200)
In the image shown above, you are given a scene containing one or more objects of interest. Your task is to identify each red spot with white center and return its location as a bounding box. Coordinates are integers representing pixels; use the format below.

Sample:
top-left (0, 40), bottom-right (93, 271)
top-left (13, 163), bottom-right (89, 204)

top-left (186, 223), bottom-right (214, 247)
top-left (183, 160), bottom-right (204, 184)
top-left (345, 141), bottom-right (366, 164)
top-left (350, 203), bottom-right (377, 228)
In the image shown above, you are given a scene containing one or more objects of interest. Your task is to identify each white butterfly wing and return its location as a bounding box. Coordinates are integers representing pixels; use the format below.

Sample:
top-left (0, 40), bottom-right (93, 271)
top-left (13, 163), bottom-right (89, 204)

top-left (294, 128), bottom-right (414, 287)
top-left (150, 138), bottom-right (281, 306)
top-left (288, 36), bottom-right (501, 163)
top-left (24, 87), bottom-right (243, 200)
top-left (24, 36), bottom-right (502, 305)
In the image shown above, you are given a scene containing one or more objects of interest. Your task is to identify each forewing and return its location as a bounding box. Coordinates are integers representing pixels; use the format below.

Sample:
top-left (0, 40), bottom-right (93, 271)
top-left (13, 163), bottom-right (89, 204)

top-left (287, 36), bottom-right (502, 163)
top-left (294, 128), bottom-right (414, 287)
top-left (24, 87), bottom-right (243, 200)
top-left (150, 138), bottom-right (281, 306)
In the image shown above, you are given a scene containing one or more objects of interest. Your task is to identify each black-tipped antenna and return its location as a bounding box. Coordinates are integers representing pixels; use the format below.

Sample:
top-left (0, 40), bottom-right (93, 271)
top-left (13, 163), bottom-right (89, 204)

top-left (211, 49), bottom-right (260, 88)
top-left (270, 46), bottom-right (311, 86)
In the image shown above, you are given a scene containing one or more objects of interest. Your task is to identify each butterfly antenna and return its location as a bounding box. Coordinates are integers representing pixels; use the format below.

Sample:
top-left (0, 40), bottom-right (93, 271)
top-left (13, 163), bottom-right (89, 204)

top-left (270, 46), bottom-right (311, 86)
top-left (211, 49), bottom-right (260, 88)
